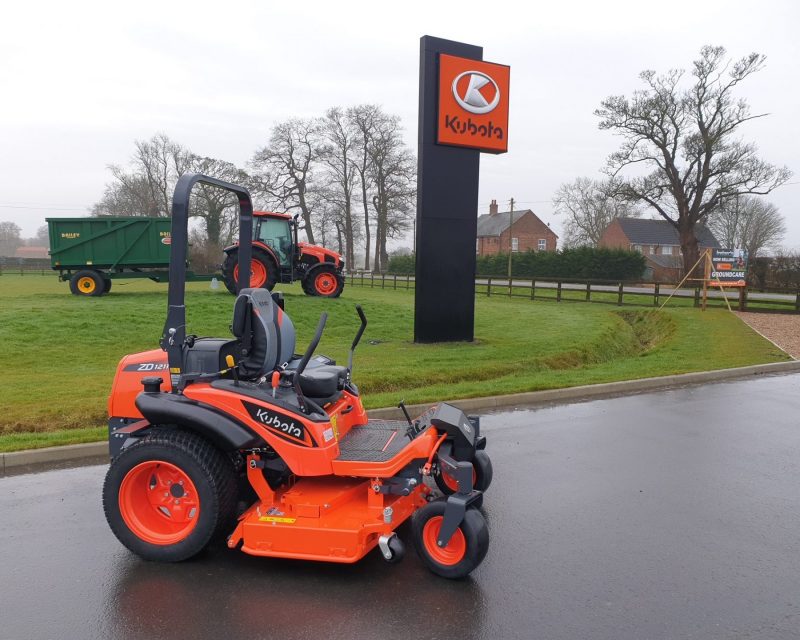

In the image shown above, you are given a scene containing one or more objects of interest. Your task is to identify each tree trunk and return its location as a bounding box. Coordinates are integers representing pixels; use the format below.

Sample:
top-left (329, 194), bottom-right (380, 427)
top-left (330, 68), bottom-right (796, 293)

top-left (679, 221), bottom-right (701, 280)
top-left (298, 190), bottom-right (315, 245)
top-left (360, 177), bottom-right (370, 270)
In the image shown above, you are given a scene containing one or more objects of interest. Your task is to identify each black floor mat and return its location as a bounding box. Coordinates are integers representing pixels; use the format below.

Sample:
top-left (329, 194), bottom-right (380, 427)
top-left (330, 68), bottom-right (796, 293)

top-left (336, 420), bottom-right (411, 462)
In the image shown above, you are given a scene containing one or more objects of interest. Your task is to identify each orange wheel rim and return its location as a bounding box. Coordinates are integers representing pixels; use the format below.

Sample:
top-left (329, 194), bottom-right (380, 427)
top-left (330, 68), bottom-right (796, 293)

top-left (422, 515), bottom-right (467, 566)
top-left (315, 272), bottom-right (337, 295)
top-left (234, 260), bottom-right (268, 288)
top-left (441, 466), bottom-right (477, 492)
top-left (78, 276), bottom-right (96, 293)
top-left (118, 461), bottom-right (200, 545)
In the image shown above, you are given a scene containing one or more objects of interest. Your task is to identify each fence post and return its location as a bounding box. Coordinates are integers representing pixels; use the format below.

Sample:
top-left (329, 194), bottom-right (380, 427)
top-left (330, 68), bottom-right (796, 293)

top-left (508, 277), bottom-right (513, 297)
top-left (557, 281), bottom-right (562, 302)
top-left (370, 273), bottom-right (374, 288)
top-left (487, 277), bottom-right (491, 297)
top-left (739, 287), bottom-right (747, 311)
top-left (361, 272), bottom-right (364, 287)
top-left (585, 282), bottom-right (591, 302)
top-left (393, 274), bottom-right (397, 290)
top-left (654, 283), bottom-right (659, 307)
top-left (617, 282), bottom-right (624, 306)
top-left (406, 275), bottom-right (410, 289)
top-left (381, 274), bottom-right (385, 289)
top-left (794, 290), bottom-right (800, 313)
top-left (694, 287), bottom-right (700, 307)
top-left (530, 279), bottom-right (536, 300)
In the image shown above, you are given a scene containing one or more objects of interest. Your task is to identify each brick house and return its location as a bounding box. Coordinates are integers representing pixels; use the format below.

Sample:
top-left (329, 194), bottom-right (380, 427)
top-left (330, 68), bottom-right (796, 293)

top-left (476, 200), bottom-right (558, 256)
top-left (599, 217), bottom-right (720, 282)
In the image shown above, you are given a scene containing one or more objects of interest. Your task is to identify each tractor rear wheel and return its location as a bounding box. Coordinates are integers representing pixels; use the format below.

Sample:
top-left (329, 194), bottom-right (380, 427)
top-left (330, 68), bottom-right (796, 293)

top-left (303, 265), bottom-right (344, 298)
top-left (103, 429), bottom-right (238, 562)
top-left (222, 249), bottom-right (277, 295)
top-left (69, 270), bottom-right (105, 297)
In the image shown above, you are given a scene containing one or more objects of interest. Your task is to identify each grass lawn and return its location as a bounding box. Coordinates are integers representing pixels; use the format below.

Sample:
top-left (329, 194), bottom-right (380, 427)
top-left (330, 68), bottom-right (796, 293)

top-left (0, 273), bottom-right (789, 451)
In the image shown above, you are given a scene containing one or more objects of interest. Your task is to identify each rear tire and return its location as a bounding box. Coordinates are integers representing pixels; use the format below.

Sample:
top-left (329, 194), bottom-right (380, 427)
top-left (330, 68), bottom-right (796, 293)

top-left (69, 270), bottom-right (104, 297)
top-left (412, 499), bottom-right (489, 579)
top-left (102, 429), bottom-right (238, 562)
top-left (222, 249), bottom-right (277, 295)
top-left (303, 265), bottom-right (344, 298)
top-left (102, 276), bottom-right (112, 294)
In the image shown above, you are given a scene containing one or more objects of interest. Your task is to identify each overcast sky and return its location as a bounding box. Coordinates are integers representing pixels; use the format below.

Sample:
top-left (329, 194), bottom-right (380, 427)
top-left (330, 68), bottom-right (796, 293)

top-left (1, 0), bottom-right (798, 249)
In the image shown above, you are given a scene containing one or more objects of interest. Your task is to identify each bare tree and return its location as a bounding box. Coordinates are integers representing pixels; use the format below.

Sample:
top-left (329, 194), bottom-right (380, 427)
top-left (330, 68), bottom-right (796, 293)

top-left (27, 225), bottom-right (50, 247)
top-left (707, 195), bottom-right (785, 259)
top-left (553, 177), bottom-right (641, 247)
top-left (0, 221), bottom-right (22, 257)
top-left (348, 104), bottom-right (381, 270)
top-left (93, 133), bottom-right (192, 217)
top-left (319, 107), bottom-right (358, 266)
top-left (189, 156), bottom-right (249, 247)
top-left (251, 118), bottom-right (321, 244)
top-left (596, 46), bottom-right (792, 275)
top-left (368, 112), bottom-right (416, 272)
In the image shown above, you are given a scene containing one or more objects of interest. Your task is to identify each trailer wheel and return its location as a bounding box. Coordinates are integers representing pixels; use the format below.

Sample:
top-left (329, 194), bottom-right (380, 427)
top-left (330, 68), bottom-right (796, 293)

top-left (303, 265), bottom-right (344, 298)
top-left (103, 429), bottom-right (238, 562)
top-left (102, 276), bottom-right (113, 294)
top-left (222, 249), bottom-right (277, 294)
top-left (69, 270), bottom-right (105, 297)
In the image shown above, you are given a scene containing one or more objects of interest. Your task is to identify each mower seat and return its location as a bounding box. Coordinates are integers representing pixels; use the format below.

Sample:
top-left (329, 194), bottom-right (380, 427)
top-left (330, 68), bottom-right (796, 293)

top-left (231, 288), bottom-right (296, 378)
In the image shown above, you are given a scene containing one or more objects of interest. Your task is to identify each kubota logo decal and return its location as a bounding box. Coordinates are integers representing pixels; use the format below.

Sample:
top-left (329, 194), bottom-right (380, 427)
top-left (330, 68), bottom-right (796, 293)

top-left (452, 71), bottom-right (501, 114)
top-left (243, 401), bottom-right (316, 447)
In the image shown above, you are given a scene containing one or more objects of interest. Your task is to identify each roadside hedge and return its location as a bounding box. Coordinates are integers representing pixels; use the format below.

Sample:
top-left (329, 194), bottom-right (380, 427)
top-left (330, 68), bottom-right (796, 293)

top-left (386, 248), bottom-right (646, 281)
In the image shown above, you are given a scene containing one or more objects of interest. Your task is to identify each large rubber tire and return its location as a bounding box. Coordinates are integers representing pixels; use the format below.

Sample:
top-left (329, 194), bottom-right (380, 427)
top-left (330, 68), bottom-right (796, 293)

top-left (69, 270), bottom-right (105, 297)
top-left (434, 450), bottom-right (493, 496)
top-left (222, 249), bottom-right (277, 295)
top-left (302, 264), bottom-right (344, 298)
top-left (102, 429), bottom-right (238, 562)
top-left (412, 499), bottom-right (489, 579)
top-left (102, 276), bottom-right (112, 294)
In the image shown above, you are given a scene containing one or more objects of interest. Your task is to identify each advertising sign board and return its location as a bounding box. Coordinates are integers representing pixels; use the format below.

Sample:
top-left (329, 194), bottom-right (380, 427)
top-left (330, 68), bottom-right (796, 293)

top-left (709, 248), bottom-right (748, 287)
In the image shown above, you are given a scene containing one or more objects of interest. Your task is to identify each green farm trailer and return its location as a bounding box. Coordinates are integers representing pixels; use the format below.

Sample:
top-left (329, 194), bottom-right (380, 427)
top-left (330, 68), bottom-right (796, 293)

top-left (47, 217), bottom-right (214, 296)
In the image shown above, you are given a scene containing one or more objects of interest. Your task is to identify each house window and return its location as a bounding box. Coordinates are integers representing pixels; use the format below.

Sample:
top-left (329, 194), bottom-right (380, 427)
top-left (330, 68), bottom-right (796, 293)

top-left (538, 239), bottom-right (546, 251)
top-left (476, 239), bottom-right (480, 254)
top-left (633, 244), bottom-right (643, 253)
top-left (511, 237), bottom-right (519, 252)
top-left (662, 246), bottom-right (673, 255)
top-left (650, 246), bottom-right (656, 255)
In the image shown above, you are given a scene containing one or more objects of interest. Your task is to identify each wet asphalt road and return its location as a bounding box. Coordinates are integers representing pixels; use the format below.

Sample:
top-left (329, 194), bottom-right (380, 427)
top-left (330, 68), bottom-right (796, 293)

top-left (2, 375), bottom-right (800, 640)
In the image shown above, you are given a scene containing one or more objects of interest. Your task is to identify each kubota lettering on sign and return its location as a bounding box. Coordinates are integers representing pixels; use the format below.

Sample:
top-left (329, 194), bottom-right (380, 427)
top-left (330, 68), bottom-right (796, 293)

top-left (437, 53), bottom-right (510, 153)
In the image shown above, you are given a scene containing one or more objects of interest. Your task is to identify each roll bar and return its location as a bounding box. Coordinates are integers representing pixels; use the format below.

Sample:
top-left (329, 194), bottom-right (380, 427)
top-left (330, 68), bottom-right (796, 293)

top-left (160, 173), bottom-right (253, 391)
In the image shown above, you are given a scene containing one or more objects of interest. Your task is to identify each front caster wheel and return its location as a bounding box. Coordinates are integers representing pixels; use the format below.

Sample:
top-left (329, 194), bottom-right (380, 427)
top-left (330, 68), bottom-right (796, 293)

top-left (378, 533), bottom-right (405, 563)
top-left (412, 499), bottom-right (489, 579)
top-left (434, 450), bottom-right (493, 495)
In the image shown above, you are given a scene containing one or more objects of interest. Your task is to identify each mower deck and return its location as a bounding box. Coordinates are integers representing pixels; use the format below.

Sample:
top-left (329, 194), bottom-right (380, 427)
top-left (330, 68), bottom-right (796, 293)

top-left (227, 475), bottom-right (429, 563)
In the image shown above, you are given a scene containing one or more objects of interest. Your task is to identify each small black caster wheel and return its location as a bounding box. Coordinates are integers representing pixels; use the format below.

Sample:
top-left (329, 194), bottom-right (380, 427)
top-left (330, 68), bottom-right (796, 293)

top-left (379, 533), bottom-right (405, 563)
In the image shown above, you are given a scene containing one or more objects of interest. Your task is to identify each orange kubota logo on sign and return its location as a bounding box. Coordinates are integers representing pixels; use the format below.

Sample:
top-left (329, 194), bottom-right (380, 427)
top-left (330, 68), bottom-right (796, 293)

top-left (437, 53), bottom-right (510, 154)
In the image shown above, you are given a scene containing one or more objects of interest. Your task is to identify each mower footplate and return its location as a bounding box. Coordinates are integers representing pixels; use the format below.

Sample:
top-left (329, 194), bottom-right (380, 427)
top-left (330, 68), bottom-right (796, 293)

top-left (335, 420), bottom-right (410, 462)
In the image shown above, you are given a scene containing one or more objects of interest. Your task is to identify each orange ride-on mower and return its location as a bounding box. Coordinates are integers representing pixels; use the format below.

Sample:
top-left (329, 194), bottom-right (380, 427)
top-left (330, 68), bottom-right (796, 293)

top-left (102, 174), bottom-right (492, 579)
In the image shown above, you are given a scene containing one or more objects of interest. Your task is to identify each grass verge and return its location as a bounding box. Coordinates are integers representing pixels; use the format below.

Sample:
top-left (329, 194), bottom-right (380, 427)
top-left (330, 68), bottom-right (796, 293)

top-left (0, 274), bottom-right (788, 452)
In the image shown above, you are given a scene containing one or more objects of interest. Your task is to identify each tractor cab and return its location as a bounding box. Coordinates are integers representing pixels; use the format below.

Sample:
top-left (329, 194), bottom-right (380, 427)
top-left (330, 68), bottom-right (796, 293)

top-left (253, 211), bottom-right (294, 268)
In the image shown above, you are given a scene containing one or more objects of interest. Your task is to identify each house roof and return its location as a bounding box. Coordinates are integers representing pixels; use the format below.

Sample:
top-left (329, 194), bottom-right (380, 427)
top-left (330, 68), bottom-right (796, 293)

top-left (476, 210), bottom-right (558, 238)
top-left (14, 246), bottom-right (49, 259)
top-left (646, 254), bottom-right (683, 269)
top-left (616, 218), bottom-right (719, 248)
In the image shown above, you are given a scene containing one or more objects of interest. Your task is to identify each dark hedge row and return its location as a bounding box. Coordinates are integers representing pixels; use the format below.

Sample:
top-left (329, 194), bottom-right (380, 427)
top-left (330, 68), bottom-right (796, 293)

top-left (387, 248), bottom-right (647, 281)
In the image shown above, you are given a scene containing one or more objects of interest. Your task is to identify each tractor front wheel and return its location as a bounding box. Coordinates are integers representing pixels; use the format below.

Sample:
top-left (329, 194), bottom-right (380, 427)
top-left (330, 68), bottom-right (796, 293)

top-left (222, 249), bottom-right (277, 295)
top-left (69, 270), bottom-right (105, 297)
top-left (434, 450), bottom-right (493, 496)
top-left (303, 265), bottom-right (344, 298)
top-left (102, 429), bottom-right (238, 562)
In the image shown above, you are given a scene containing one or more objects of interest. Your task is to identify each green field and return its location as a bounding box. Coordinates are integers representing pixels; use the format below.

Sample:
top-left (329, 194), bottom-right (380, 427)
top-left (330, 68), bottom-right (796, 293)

top-left (0, 274), bottom-right (789, 452)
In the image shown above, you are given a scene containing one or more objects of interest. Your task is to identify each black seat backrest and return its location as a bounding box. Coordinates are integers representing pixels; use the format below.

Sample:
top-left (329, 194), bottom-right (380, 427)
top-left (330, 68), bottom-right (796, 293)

top-left (231, 288), bottom-right (296, 378)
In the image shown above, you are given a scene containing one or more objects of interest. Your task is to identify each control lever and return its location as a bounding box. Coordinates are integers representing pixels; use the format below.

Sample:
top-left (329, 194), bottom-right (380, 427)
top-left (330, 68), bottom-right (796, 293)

top-left (271, 371), bottom-right (280, 398)
top-left (226, 355), bottom-right (239, 387)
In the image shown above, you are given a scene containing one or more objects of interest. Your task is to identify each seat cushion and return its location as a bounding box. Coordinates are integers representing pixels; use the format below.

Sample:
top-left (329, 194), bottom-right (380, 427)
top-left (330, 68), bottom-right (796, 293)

top-left (298, 365), bottom-right (346, 398)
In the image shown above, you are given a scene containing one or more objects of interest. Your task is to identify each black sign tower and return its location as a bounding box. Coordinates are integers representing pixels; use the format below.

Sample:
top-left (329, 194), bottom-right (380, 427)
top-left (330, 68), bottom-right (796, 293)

top-left (414, 36), bottom-right (483, 343)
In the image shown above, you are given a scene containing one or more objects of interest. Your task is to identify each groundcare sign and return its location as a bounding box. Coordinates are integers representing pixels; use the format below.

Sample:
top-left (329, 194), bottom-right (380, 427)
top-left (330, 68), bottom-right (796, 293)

top-left (710, 248), bottom-right (748, 287)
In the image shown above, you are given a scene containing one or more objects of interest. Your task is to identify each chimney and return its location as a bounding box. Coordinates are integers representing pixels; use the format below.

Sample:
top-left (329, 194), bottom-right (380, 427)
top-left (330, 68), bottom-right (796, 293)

top-left (489, 199), bottom-right (498, 216)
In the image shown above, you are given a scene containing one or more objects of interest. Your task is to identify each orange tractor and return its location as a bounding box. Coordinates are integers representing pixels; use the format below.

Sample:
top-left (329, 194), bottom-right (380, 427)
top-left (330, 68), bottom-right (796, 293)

top-left (221, 211), bottom-right (345, 298)
top-left (102, 174), bottom-right (492, 578)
